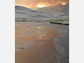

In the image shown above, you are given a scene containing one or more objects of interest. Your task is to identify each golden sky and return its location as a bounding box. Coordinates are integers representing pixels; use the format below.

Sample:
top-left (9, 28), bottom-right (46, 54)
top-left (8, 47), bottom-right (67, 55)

top-left (15, 0), bottom-right (69, 9)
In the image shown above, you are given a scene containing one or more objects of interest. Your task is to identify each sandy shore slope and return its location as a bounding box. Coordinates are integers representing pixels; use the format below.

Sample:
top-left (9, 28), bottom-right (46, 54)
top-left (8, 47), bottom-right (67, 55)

top-left (15, 22), bottom-right (69, 63)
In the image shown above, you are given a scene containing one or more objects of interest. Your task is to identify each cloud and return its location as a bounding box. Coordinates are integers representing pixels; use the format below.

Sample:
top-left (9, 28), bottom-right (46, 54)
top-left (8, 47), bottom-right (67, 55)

top-left (15, 0), bottom-right (69, 9)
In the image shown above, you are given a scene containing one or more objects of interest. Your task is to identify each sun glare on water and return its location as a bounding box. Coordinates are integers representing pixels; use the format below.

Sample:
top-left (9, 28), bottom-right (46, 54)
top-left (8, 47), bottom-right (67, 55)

top-left (61, 2), bottom-right (66, 5)
top-left (37, 5), bottom-right (45, 8)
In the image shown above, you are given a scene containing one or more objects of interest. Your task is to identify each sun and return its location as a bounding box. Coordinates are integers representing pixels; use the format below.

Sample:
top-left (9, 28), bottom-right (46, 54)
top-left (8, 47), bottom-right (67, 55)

top-left (61, 2), bottom-right (67, 5)
top-left (37, 5), bottom-right (45, 8)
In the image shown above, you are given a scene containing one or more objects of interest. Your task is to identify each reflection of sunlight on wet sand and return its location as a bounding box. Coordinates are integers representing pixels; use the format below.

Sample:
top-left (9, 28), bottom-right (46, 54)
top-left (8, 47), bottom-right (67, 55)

top-left (36, 26), bottom-right (43, 34)
top-left (36, 26), bottom-right (56, 40)
top-left (37, 26), bottom-right (42, 29)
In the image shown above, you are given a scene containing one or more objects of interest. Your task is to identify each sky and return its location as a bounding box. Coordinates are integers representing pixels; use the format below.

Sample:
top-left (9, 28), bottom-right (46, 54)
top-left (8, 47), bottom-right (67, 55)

top-left (15, 0), bottom-right (69, 9)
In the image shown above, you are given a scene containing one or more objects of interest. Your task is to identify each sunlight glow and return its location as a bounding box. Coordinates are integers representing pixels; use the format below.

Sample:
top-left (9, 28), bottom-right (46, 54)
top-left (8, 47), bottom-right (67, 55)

top-left (61, 2), bottom-right (66, 5)
top-left (37, 5), bottom-right (45, 8)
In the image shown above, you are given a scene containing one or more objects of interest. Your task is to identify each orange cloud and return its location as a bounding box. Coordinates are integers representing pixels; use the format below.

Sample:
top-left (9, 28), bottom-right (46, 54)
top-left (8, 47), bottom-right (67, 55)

top-left (15, 0), bottom-right (69, 9)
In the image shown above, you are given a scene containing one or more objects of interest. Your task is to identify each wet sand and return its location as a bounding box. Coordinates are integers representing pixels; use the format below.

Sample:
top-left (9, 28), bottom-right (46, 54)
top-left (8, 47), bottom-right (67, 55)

top-left (15, 22), bottom-right (69, 63)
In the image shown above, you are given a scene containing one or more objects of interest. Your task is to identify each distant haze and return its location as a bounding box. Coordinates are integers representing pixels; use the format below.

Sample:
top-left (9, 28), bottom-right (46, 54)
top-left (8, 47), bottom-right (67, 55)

top-left (15, 0), bottom-right (69, 9)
